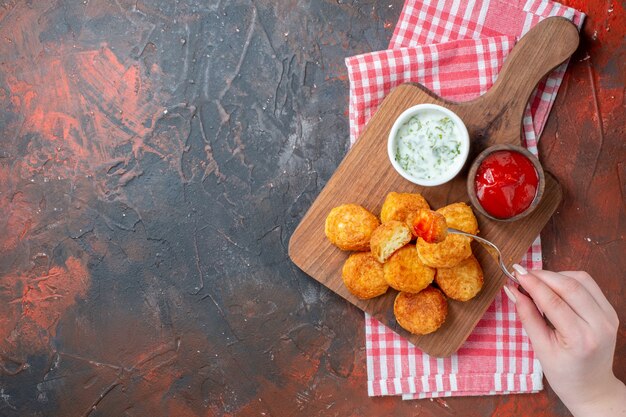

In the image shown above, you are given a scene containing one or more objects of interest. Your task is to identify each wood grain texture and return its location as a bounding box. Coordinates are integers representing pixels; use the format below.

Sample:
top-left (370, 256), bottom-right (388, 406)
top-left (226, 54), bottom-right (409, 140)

top-left (289, 17), bottom-right (577, 357)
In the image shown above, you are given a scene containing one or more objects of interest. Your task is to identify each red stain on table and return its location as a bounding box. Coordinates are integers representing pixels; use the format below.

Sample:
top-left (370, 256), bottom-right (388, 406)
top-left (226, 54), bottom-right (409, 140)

top-left (0, 190), bottom-right (35, 252)
top-left (0, 257), bottom-right (89, 353)
top-left (6, 47), bottom-right (162, 175)
top-left (564, 0), bottom-right (625, 115)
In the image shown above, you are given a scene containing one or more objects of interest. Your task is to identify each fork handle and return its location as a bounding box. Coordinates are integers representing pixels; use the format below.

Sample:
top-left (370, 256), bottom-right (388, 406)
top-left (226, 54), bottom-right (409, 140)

top-left (446, 228), bottom-right (519, 284)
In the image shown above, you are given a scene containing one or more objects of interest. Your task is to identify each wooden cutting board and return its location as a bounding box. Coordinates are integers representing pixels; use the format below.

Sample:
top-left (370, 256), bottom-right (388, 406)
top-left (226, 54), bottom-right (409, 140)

top-left (288, 17), bottom-right (579, 357)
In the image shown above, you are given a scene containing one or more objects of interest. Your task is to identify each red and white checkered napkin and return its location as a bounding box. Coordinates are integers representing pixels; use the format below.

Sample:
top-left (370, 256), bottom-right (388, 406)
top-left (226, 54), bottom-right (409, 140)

top-left (345, 0), bottom-right (584, 399)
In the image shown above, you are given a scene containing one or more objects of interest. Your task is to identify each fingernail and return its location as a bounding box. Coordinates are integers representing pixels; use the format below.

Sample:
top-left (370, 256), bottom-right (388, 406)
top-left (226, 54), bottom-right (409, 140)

top-left (512, 263), bottom-right (528, 276)
top-left (503, 285), bottom-right (517, 304)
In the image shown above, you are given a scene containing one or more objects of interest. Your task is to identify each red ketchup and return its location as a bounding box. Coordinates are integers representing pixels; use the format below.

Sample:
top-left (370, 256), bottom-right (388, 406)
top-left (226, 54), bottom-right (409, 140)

top-left (474, 150), bottom-right (539, 219)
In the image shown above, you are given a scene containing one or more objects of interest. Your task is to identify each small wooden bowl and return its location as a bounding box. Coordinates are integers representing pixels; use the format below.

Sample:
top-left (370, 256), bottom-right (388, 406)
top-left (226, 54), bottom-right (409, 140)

top-left (467, 144), bottom-right (546, 222)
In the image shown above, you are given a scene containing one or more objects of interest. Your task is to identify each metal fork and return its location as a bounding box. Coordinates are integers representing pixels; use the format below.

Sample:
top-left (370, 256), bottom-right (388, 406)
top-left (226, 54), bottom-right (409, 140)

top-left (447, 228), bottom-right (520, 285)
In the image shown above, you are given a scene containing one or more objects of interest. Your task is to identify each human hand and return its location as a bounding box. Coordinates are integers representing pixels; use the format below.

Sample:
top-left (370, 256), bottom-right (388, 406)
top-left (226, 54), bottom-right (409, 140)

top-left (503, 266), bottom-right (626, 417)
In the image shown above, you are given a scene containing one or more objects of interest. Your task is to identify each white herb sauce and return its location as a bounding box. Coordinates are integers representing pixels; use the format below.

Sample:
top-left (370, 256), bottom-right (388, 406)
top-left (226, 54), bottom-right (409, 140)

top-left (394, 110), bottom-right (463, 180)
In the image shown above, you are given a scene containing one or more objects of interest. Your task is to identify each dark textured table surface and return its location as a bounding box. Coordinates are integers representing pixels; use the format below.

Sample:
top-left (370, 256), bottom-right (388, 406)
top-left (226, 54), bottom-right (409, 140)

top-left (0, 1), bottom-right (623, 416)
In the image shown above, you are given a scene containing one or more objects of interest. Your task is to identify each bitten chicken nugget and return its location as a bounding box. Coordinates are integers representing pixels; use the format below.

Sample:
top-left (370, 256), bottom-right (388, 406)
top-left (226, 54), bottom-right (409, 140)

top-left (435, 255), bottom-right (484, 301)
top-left (394, 287), bottom-right (448, 335)
top-left (416, 234), bottom-right (472, 268)
top-left (370, 221), bottom-right (412, 263)
top-left (383, 245), bottom-right (435, 293)
top-left (380, 192), bottom-right (429, 223)
top-left (325, 204), bottom-right (380, 251)
top-left (410, 209), bottom-right (448, 243)
top-left (342, 252), bottom-right (388, 299)
top-left (437, 202), bottom-right (479, 235)
top-left (405, 211), bottom-right (419, 239)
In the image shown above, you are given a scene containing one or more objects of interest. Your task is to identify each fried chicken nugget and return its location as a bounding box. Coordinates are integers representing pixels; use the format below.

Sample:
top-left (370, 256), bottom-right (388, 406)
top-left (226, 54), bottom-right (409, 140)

top-left (415, 202), bottom-right (477, 268)
top-left (370, 221), bottom-right (412, 263)
top-left (325, 204), bottom-right (380, 251)
top-left (383, 245), bottom-right (435, 293)
top-left (436, 202), bottom-right (479, 235)
top-left (405, 211), bottom-right (419, 239)
top-left (342, 252), bottom-right (388, 299)
top-left (394, 287), bottom-right (448, 335)
top-left (435, 255), bottom-right (484, 301)
top-left (380, 192), bottom-right (430, 223)
top-left (410, 209), bottom-right (448, 243)
top-left (416, 234), bottom-right (473, 268)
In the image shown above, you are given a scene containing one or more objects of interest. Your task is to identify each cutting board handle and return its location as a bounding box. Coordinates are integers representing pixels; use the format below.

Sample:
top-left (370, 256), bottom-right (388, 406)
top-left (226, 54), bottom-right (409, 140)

top-left (481, 17), bottom-right (579, 145)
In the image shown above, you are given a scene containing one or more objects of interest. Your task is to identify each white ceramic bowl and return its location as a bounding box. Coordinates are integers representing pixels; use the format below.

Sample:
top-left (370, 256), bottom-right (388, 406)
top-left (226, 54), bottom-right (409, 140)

top-left (388, 103), bottom-right (470, 187)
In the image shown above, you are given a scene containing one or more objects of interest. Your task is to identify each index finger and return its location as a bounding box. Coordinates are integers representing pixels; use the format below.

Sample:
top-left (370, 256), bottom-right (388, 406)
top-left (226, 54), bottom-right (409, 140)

top-left (559, 271), bottom-right (618, 325)
top-left (529, 270), bottom-right (606, 327)
top-left (515, 270), bottom-right (585, 336)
